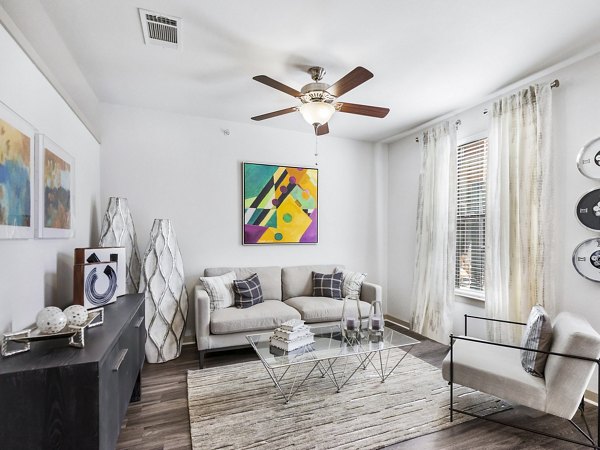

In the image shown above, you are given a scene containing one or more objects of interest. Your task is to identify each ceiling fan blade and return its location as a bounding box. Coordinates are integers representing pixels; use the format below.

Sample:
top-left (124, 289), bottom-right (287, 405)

top-left (327, 67), bottom-right (373, 98)
top-left (315, 122), bottom-right (329, 136)
top-left (253, 75), bottom-right (302, 97)
top-left (251, 107), bottom-right (297, 121)
top-left (337, 102), bottom-right (390, 118)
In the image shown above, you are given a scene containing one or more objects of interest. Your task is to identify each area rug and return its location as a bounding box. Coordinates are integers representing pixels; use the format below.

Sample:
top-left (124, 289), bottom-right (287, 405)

top-left (187, 351), bottom-right (508, 449)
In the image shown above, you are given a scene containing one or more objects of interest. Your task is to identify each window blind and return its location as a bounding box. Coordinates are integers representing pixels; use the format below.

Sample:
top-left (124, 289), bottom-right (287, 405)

top-left (455, 138), bottom-right (488, 293)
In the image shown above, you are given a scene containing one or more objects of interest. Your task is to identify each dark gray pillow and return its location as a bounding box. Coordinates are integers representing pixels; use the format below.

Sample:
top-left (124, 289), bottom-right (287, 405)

top-left (312, 271), bottom-right (343, 299)
top-left (232, 273), bottom-right (264, 308)
top-left (520, 305), bottom-right (553, 377)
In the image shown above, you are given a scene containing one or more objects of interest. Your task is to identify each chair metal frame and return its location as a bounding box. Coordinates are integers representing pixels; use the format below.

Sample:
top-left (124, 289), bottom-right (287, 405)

top-left (449, 314), bottom-right (600, 449)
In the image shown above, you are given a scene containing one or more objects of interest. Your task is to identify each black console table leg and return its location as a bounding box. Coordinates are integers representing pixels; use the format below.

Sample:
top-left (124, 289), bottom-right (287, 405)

top-left (130, 372), bottom-right (142, 403)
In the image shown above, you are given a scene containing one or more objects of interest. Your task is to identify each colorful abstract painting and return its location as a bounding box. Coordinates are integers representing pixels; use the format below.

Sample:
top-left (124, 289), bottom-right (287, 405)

top-left (36, 135), bottom-right (74, 238)
top-left (243, 162), bottom-right (318, 244)
top-left (0, 105), bottom-right (35, 239)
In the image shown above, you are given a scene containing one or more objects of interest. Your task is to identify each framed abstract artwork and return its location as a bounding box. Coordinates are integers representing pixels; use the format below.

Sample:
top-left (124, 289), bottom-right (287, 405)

top-left (0, 103), bottom-right (35, 239)
top-left (35, 135), bottom-right (74, 238)
top-left (242, 162), bottom-right (318, 245)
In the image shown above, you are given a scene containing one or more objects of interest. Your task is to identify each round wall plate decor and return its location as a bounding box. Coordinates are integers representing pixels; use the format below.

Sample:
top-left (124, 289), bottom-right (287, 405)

top-left (576, 137), bottom-right (600, 179)
top-left (573, 238), bottom-right (600, 282)
top-left (576, 188), bottom-right (600, 231)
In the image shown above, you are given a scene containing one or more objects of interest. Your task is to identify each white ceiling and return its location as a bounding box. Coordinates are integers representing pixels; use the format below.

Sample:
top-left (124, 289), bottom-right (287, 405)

top-left (5, 0), bottom-right (600, 141)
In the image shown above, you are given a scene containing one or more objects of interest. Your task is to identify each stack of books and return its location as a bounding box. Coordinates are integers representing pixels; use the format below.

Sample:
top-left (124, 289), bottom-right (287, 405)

top-left (269, 319), bottom-right (314, 355)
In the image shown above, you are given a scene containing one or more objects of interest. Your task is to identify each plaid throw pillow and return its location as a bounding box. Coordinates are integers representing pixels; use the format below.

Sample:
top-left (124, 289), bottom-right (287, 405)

top-left (312, 271), bottom-right (343, 299)
top-left (233, 273), bottom-right (264, 308)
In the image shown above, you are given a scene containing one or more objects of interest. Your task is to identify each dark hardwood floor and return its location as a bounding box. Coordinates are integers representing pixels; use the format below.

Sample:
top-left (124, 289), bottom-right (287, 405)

top-left (117, 327), bottom-right (597, 449)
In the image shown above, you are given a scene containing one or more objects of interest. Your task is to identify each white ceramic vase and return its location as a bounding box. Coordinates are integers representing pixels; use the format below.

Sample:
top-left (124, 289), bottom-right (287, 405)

top-left (99, 197), bottom-right (142, 294)
top-left (139, 219), bottom-right (188, 363)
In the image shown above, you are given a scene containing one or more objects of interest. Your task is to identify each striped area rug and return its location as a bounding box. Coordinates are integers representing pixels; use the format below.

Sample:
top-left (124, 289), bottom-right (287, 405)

top-left (187, 351), bottom-right (507, 449)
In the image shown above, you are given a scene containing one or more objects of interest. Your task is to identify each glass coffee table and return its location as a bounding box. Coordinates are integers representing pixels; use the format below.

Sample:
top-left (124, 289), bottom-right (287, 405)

top-left (246, 325), bottom-right (419, 403)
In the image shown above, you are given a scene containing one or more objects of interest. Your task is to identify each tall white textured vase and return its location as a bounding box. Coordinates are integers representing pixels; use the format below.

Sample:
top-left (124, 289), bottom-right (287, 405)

top-left (99, 197), bottom-right (142, 294)
top-left (139, 219), bottom-right (189, 363)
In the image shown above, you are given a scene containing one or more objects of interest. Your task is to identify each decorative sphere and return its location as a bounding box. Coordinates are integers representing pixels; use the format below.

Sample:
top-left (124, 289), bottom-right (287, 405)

top-left (64, 305), bottom-right (88, 326)
top-left (36, 307), bottom-right (68, 334)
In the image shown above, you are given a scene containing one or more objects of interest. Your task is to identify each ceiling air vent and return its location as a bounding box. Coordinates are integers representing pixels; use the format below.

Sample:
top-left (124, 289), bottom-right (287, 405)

top-left (139, 9), bottom-right (181, 49)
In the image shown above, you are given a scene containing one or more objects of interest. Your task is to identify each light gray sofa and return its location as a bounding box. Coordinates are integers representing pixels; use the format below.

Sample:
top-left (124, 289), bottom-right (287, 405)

top-left (194, 264), bottom-right (381, 368)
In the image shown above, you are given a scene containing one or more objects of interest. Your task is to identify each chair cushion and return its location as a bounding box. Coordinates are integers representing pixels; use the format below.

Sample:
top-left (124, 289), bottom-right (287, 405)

top-left (210, 300), bottom-right (300, 335)
top-left (204, 266), bottom-right (282, 301)
top-left (284, 296), bottom-right (371, 323)
top-left (281, 264), bottom-right (342, 300)
top-left (233, 273), bottom-right (264, 309)
top-left (199, 271), bottom-right (236, 311)
top-left (544, 312), bottom-right (600, 419)
top-left (312, 271), bottom-right (343, 299)
top-left (520, 305), bottom-right (553, 377)
top-left (441, 338), bottom-right (546, 412)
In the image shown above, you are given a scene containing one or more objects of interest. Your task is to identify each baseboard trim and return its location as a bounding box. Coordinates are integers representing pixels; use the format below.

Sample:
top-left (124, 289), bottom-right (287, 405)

top-left (384, 314), bottom-right (410, 329)
top-left (183, 335), bottom-right (196, 346)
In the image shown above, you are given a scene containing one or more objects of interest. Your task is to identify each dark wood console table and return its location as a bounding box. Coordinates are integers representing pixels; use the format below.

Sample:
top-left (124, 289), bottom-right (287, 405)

top-left (0, 294), bottom-right (145, 450)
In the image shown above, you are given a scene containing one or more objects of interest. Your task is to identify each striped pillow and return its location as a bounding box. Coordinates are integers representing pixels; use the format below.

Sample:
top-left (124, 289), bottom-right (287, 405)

top-left (233, 273), bottom-right (264, 308)
top-left (199, 271), bottom-right (236, 311)
top-left (337, 269), bottom-right (367, 300)
top-left (312, 271), bottom-right (343, 299)
top-left (520, 305), bottom-right (553, 377)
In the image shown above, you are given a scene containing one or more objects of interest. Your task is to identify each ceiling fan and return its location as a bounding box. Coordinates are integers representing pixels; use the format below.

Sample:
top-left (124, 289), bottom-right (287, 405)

top-left (251, 66), bottom-right (390, 136)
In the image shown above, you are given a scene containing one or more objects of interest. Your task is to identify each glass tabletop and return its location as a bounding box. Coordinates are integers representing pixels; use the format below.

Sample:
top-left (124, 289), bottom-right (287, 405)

top-left (246, 324), bottom-right (420, 369)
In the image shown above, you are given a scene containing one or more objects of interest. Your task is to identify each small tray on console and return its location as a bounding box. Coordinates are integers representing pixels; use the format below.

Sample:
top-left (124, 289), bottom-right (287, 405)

top-left (1, 308), bottom-right (104, 357)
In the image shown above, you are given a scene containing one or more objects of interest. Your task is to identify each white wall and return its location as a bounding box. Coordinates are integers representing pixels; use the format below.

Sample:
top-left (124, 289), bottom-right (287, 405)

top-left (387, 51), bottom-right (600, 344)
top-left (99, 103), bottom-right (384, 336)
top-left (0, 25), bottom-right (101, 333)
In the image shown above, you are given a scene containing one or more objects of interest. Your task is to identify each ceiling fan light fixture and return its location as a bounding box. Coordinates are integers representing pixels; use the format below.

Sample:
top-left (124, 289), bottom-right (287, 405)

top-left (299, 101), bottom-right (335, 126)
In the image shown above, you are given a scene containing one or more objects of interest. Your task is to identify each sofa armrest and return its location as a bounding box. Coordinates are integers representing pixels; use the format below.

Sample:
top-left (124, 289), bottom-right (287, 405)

top-left (194, 285), bottom-right (211, 351)
top-left (360, 281), bottom-right (381, 304)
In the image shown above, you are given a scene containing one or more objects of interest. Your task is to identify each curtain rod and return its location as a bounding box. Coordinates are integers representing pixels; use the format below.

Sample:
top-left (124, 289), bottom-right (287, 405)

top-left (415, 79), bottom-right (560, 142)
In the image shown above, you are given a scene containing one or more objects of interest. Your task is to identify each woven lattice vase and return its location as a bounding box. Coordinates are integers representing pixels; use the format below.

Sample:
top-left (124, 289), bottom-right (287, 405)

top-left (99, 197), bottom-right (142, 294)
top-left (139, 219), bottom-right (189, 363)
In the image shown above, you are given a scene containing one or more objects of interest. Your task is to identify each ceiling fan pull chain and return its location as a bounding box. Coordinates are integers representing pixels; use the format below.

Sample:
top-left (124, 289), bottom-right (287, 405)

top-left (314, 133), bottom-right (319, 166)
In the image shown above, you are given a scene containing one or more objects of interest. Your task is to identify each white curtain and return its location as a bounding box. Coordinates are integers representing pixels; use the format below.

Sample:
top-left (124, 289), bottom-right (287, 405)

top-left (411, 122), bottom-right (457, 343)
top-left (485, 84), bottom-right (554, 342)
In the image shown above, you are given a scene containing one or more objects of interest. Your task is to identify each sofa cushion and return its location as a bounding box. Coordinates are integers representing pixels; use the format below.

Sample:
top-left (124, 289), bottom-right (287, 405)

top-left (284, 296), bottom-right (371, 323)
top-left (282, 264), bottom-right (343, 300)
top-left (205, 266), bottom-right (282, 301)
top-left (210, 300), bottom-right (300, 335)
top-left (233, 273), bottom-right (264, 309)
top-left (312, 271), bottom-right (343, 299)
top-left (441, 338), bottom-right (546, 412)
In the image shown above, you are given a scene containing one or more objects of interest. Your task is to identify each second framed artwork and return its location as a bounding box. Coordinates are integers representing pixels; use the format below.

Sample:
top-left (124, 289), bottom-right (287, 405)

top-left (242, 162), bottom-right (318, 245)
top-left (35, 135), bottom-right (75, 238)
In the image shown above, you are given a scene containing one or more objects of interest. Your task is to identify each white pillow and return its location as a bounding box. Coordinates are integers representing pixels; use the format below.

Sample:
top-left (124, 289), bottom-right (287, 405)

top-left (199, 271), bottom-right (236, 311)
top-left (336, 269), bottom-right (367, 300)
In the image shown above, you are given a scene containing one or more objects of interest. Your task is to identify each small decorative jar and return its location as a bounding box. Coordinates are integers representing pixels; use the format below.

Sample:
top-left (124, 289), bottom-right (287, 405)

top-left (367, 300), bottom-right (385, 342)
top-left (341, 296), bottom-right (362, 343)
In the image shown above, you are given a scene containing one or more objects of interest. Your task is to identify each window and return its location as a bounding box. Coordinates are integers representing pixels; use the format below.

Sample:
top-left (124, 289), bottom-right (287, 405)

top-left (455, 137), bottom-right (488, 299)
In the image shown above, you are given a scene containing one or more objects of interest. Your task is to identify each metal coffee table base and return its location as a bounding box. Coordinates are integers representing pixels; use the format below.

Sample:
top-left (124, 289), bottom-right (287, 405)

top-left (259, 344), bottom-right (416, 403)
